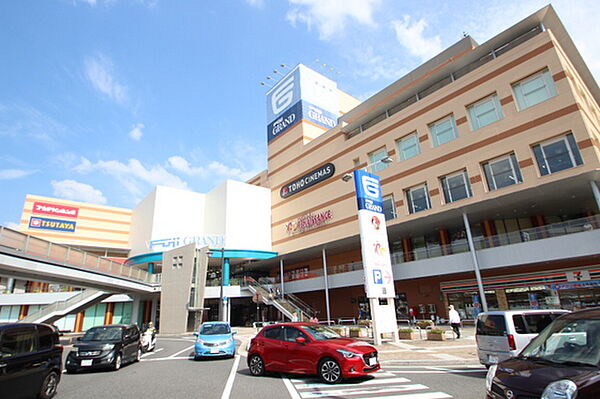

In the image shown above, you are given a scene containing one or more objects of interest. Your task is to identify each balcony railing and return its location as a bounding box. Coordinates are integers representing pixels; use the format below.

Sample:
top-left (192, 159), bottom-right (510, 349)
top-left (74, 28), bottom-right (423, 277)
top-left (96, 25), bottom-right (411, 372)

top-left (274, 215), bottom-right (600, 282)
top-left (0, 226), bottom-right (155, 284)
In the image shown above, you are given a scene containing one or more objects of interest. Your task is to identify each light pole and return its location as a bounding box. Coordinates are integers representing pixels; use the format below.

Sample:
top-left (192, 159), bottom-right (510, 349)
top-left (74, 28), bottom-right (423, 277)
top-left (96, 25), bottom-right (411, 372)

top-left (218, 247), bottom-right (225, 321)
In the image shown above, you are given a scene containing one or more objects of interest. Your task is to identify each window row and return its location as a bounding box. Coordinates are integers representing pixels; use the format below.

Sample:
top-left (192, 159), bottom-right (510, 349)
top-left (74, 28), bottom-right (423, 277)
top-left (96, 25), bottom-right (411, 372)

top-left (379, 133), bottom-right (583, 219)
top-left (368, 68), bottom-right (559, 169)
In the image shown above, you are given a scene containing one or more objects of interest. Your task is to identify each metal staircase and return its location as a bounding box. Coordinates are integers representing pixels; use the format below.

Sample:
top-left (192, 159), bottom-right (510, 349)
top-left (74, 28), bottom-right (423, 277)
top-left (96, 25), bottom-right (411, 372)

top-left (242, 277), bottom-right (317, 321)
top-left (19, 289), bottom-right (112, 324)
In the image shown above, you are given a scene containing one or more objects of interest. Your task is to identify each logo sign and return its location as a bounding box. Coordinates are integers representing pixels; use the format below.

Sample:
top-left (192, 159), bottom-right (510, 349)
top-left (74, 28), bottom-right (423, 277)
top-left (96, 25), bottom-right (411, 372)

top-left (352, 169), bottom-right (395, 299)
top-left (29, 216), bottom-right (76, 232)
top-left (280, 163), bottom-right (335, 198)
top-left (32, 202), bottom-right (79, 218)
top-left (266, 64), bottom-right (339, 142)
top-left (566, 270), bottom-right (591, 282)
top-left (148, 235), bottom-right (225, 250)
top-left (285, 209), bottom-right (332, 235)
top-left (353, 170), bottom-right (384, 213)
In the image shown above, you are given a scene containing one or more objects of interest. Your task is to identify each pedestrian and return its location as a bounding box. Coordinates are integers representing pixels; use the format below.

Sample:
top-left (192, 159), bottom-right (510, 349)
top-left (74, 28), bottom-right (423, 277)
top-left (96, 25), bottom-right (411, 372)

top-left (309, 315), bottom-right (318, 323)
top-left (291, 311), bottom-right (299, 322)
top-left (448, 305), bottom-right (461, 339)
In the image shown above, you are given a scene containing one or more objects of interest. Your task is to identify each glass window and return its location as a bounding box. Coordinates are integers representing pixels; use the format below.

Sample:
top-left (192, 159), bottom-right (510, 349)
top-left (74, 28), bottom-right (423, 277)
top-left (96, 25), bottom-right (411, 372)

top-left (513, 69), bottom-right (558, 110)
top-left (0, 328), bottom-right (37, 357)
top-left (283, 326), bottom-right (308, 342)
top-left (406, 184), bottom-right (431, 214)
top-left (38, 326), bottom-right (56, 350)
top-left (532, 133), bottom-right (583, 176)
top-left (368, 147), bottom-right (390, 173)
top-left (467, 94), bottom-right (504, 130)
top-left (476, 314), bottom-right (507, 336)
top-left (482, 153), bottom-right (523, 190)
top-left (429, 115), bottom-right (458, 147)
top-left (263, 326), bottom-right (284, 341)
top-left (382, 195), bottom-right (396, 220)
top-left (441, 170), bottom-right (472, 203)
top-left (396, 132), bottom-right (420, 160)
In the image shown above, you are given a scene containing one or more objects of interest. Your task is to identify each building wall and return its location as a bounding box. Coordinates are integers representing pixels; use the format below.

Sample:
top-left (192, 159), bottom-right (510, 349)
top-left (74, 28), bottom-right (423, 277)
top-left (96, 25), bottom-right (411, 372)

top-left (268, 28), bottom-right (600, 255)
top-left (19, 194), bottom-right (131, 250)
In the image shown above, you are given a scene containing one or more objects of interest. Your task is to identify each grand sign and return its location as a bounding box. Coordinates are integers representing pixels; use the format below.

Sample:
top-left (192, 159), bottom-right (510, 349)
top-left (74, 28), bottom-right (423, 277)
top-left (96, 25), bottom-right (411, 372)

top-left (32, 201), bottom-right (79, 218)
top-left (280, 163), bottom-right (335, 198)
top-left (147, 235), bottom-right (225, 250)
top-left (29, 216), bottom-right (76, 232)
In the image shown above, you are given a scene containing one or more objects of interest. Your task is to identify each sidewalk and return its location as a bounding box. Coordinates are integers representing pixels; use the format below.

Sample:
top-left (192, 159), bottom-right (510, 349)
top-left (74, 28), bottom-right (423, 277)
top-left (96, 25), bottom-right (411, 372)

top-left (232, 325), bottom-right (480, 366)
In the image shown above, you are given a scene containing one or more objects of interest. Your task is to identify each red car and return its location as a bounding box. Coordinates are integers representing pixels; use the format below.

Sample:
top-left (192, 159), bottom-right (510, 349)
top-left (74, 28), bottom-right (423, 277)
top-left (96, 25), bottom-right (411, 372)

top-left (247, 322), bottom-right (380, 384)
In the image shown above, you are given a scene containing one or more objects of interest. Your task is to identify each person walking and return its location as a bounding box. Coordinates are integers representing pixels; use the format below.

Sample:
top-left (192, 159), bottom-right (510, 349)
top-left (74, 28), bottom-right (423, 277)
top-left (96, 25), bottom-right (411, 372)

top-left (448, 305), bottom-right (461, 338)
top-left (291, 311), bottom-right (299, 322)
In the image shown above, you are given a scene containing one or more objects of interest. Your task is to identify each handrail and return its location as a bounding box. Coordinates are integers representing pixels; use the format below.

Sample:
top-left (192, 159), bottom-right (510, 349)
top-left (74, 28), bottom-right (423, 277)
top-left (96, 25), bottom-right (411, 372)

top-left (285, 292), bottom-right (317, 318)
top-left (0, 226), bottom-right (153, 283)
top-left (19, 289), bottom-right (108, 324)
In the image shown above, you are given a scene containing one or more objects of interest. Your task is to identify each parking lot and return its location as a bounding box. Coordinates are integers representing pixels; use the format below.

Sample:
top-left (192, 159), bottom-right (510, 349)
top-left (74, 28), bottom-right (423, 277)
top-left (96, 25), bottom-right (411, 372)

top-left (56, 335), bottom-right (487, 399)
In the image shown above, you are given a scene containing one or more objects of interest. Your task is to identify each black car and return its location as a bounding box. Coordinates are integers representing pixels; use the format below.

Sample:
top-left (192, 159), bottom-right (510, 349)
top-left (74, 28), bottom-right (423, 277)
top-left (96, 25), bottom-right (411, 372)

top-left (66, 324), bottom-right (141, 373)
top-left (0, 323), bottom-right (63, 399)
top-left (486, 307), bottom-right (600, 399)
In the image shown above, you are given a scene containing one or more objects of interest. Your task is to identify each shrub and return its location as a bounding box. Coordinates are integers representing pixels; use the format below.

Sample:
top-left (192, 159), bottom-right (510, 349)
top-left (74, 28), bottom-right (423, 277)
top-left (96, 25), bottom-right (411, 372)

top-left (429, 328), bottom-right (445, 334)
top-left (398, 328), bottom-right (413, 333)
top-left (416, 320), bottom-right (433, 329)
top-left (357, 320), bottom-right (371, 326)
top-left (349, 327), bottom-right (361, 332)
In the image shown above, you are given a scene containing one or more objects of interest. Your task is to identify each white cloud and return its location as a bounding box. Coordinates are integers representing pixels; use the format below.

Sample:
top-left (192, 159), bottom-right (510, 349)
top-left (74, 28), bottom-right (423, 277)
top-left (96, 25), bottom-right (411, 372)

top-left (391, 15), bottom-right (442, 62)
top-left (0, 104), bottom-right (68, 145)
top-left (0, 169), bottom-right (35, 179)
top-left (128, 123), bottom-right (144, 141)
top-left (167, 155), bottom-right (259, 182)
top-left (286, 0), bottom-right (381, 40)
top-left (51, 179), bottom-right (107, 204)
top-left (246, 0), bottom-right (264, 7)
top-left (74, 157), bottom-right (188, 197)
top-left (84, 53), bottom-right (128, 105)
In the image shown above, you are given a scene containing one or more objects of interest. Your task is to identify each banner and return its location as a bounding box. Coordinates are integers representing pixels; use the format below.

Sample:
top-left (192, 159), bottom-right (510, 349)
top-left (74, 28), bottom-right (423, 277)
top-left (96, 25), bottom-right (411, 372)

top-left (353, 169), bottom-right (396, 299)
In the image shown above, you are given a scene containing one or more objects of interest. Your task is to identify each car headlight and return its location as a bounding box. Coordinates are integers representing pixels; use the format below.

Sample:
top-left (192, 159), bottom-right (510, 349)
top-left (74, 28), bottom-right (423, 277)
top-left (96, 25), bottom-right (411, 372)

top-left (101, 344), bottom-right (115, 350)
top-left (485, 364), bottom-right (497, 392)
top-left (541, 380), bottom-right (577, 399)
top-left (336, 349), bottom-right (359, 359)
top-left (196, 338), bottom-right (206, 344)
top-left (225, 337), bottom-right (234, 344)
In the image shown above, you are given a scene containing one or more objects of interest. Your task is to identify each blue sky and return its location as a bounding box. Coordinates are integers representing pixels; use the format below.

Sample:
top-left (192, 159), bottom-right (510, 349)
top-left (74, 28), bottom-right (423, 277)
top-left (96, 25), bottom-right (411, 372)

top-left (1, 0), bottom-right (599, 228)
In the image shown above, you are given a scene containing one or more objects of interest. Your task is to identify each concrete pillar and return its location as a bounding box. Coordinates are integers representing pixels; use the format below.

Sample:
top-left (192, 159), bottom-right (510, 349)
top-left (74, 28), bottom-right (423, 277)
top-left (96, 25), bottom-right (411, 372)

top-left (322, 248), bottom-right (331, 325)
top-left (402, 238), bottom-right (413, 262)
top-left (18, 305), bottom-right (29, 320)
top-left (6, 278), bottom-right (15, 293)
top-left (148, 262), bottom-right (155, 274)
top-left (438, 229), bottom-right (451, 255)
top-left (74, 311), bottom-right (85, 332)
top-left (151, 296), bottom-right (159, 325)
top-left (496, 289), bottom-right (509, 310)
top-left (223, 258), bottom-right (230, 286)
top-left (130, 295), bottom-right (142, 327)
top-left (104, 302), bottom-right (114, 324)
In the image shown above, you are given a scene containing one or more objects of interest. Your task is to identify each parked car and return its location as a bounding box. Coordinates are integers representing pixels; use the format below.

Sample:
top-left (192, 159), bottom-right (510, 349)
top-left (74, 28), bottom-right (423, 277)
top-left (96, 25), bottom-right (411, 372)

top-left (65, 324), bottom-right (141, 373)
top-left (247, 322), bottom-right (379, 384)
top-left (0, 322), bottom-right (63, 399)
top-left (194, 321), bottom-right (236, 359)
top-left (486, 307), bottom-right (600, 399)
top-left (476, 309), bottom-right (569, 366)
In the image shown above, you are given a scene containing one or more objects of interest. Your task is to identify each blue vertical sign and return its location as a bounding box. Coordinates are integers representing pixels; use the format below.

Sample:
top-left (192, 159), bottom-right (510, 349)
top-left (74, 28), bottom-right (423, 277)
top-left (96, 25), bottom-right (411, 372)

top-left (353, 169), bottom-right (384, 213)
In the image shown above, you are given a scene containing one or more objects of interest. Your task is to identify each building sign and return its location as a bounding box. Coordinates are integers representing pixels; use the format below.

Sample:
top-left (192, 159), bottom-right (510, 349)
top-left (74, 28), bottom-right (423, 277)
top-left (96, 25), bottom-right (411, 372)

top-left (266, 64), bottom-right (339, 142)
top-left (280, 163), bottom-right (335, 198)
top-left (566, 270), bottom-right (591, 282)
top-left (32, 201), bottom-right (79, 218)
top-left (550, 280), bottom-right (600, 290)
top-left (148, 235), bottom-right (225, 250)
top-left (285, 210), bottom-right (332, 235)
top-left (29, 216), bottom-right (76, 232)
top-left (353, 169), bottom-right (396, 299)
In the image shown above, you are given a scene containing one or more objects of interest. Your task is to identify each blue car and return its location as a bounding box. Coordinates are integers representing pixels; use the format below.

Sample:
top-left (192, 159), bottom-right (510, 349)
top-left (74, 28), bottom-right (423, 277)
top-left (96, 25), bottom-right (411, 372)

top-left (194, 321), bottom-right (237, 359)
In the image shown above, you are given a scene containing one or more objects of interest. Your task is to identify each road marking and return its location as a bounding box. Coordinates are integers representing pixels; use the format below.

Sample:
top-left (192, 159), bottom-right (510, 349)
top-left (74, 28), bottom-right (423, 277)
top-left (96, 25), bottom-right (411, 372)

top-left (347, 394), bottom-right (452, 399)
top-left (430, 354), bottom-right (465, 361)
top-left (298, 384), bottom-right (428, 398)
top-left (169, 344), bottom-right (194, 358)
top-left (142, 356), bottom-right (193, 361)
top-left (141, 348), bottom-right (164, 358)
top-left (386, 369), bottom-right (485, 374)
top-left (220, 354), bottom-right (241, 399)
top-left (283, 376), bottom-right (302, 399)
top-left (293, 377), bottom-right (411, 390)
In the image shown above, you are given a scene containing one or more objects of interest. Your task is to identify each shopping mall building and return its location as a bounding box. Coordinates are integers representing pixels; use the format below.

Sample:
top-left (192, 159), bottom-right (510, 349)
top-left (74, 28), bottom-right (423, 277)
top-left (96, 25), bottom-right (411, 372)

top-left (1, 5), bottom-right (599, 332)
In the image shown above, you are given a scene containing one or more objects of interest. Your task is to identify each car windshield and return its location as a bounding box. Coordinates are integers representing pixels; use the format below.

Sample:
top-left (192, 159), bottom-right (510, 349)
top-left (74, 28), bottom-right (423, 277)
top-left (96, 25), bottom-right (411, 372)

top-left (200, 324), bottom-right (230, 335)
top-left (520, 317), bottom-right (600, 367)
top-left (81, 326), bottom-right (123, 341)
top-left (302, 325), bottom-right (341, 341)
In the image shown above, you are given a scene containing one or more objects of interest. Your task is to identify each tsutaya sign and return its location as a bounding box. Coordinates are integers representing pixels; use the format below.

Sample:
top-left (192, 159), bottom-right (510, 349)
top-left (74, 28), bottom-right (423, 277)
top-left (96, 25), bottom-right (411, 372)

top-left (266, 64), bottom-right (339, 142)
top-left (353, 169), bottom-right (399, 344)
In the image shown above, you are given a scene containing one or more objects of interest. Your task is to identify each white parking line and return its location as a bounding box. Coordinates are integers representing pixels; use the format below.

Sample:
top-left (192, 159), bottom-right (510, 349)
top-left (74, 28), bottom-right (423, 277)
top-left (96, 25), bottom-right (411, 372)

top-left (298, 384), bottom-right (429, 398)
top-left (141, 348), bottom-right (164, 358)
top-left (282, 376), bottom-right (302, 399)
top-left (293, 377), bottom-right (411, 390)
top-left (169, 345), bottom-right (194, 358)
top-left (220, 354), bottom-right (241, 399)
top-left (142, 356), bottom-right (193, 361)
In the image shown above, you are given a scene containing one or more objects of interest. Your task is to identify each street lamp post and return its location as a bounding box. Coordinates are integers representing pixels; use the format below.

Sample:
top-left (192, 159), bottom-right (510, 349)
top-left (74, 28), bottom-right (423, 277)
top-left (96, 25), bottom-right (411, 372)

top-left (218, 247), bottom-right (225, 321)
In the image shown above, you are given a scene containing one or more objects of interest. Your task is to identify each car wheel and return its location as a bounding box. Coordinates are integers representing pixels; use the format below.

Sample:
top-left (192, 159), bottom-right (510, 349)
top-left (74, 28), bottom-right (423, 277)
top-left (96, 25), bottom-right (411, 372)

top-left (112, 353), bottom-right (122, 371)
top-left (38, 370), bottom-right (59, 399)
top-left (248, 354), bottom-right (265, 376)
top-left (318, 358), bottom-right (342, 384)
top-left (135, 348), bottom-right (142, 362)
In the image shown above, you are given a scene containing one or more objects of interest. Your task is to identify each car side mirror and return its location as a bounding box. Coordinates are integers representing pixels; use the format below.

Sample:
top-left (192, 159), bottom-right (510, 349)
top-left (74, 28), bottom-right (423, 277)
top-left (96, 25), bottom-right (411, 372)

top-left (193, 332), bottom-right (198, 337)
top-left (295, 337), bottom-right (306, 344)
top-left (232, 330), bottom-right (237, 335)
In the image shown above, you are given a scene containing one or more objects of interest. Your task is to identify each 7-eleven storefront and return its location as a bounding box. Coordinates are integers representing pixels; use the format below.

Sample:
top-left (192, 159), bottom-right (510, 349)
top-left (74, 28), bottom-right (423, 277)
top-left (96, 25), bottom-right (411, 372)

top-left (441, 266), bottom-right (600, 319)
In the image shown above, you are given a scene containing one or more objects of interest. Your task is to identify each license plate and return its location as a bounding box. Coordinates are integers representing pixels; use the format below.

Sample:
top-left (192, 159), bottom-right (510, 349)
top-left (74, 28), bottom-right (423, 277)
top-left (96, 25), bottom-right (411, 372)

top-left (368, 357), bottom-right (377, 366)
top-left (210, 348), bottom-right (219, 354)
top-left (488, 355), bottom-right (498, 364)
top-left (81, 359), bottom-right (93, 367)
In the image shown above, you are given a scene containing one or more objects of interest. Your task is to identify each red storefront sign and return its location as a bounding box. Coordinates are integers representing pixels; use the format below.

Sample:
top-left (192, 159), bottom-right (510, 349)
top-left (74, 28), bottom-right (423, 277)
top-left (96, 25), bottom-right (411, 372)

top-left (32, 202), bottom-right (79, 218)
